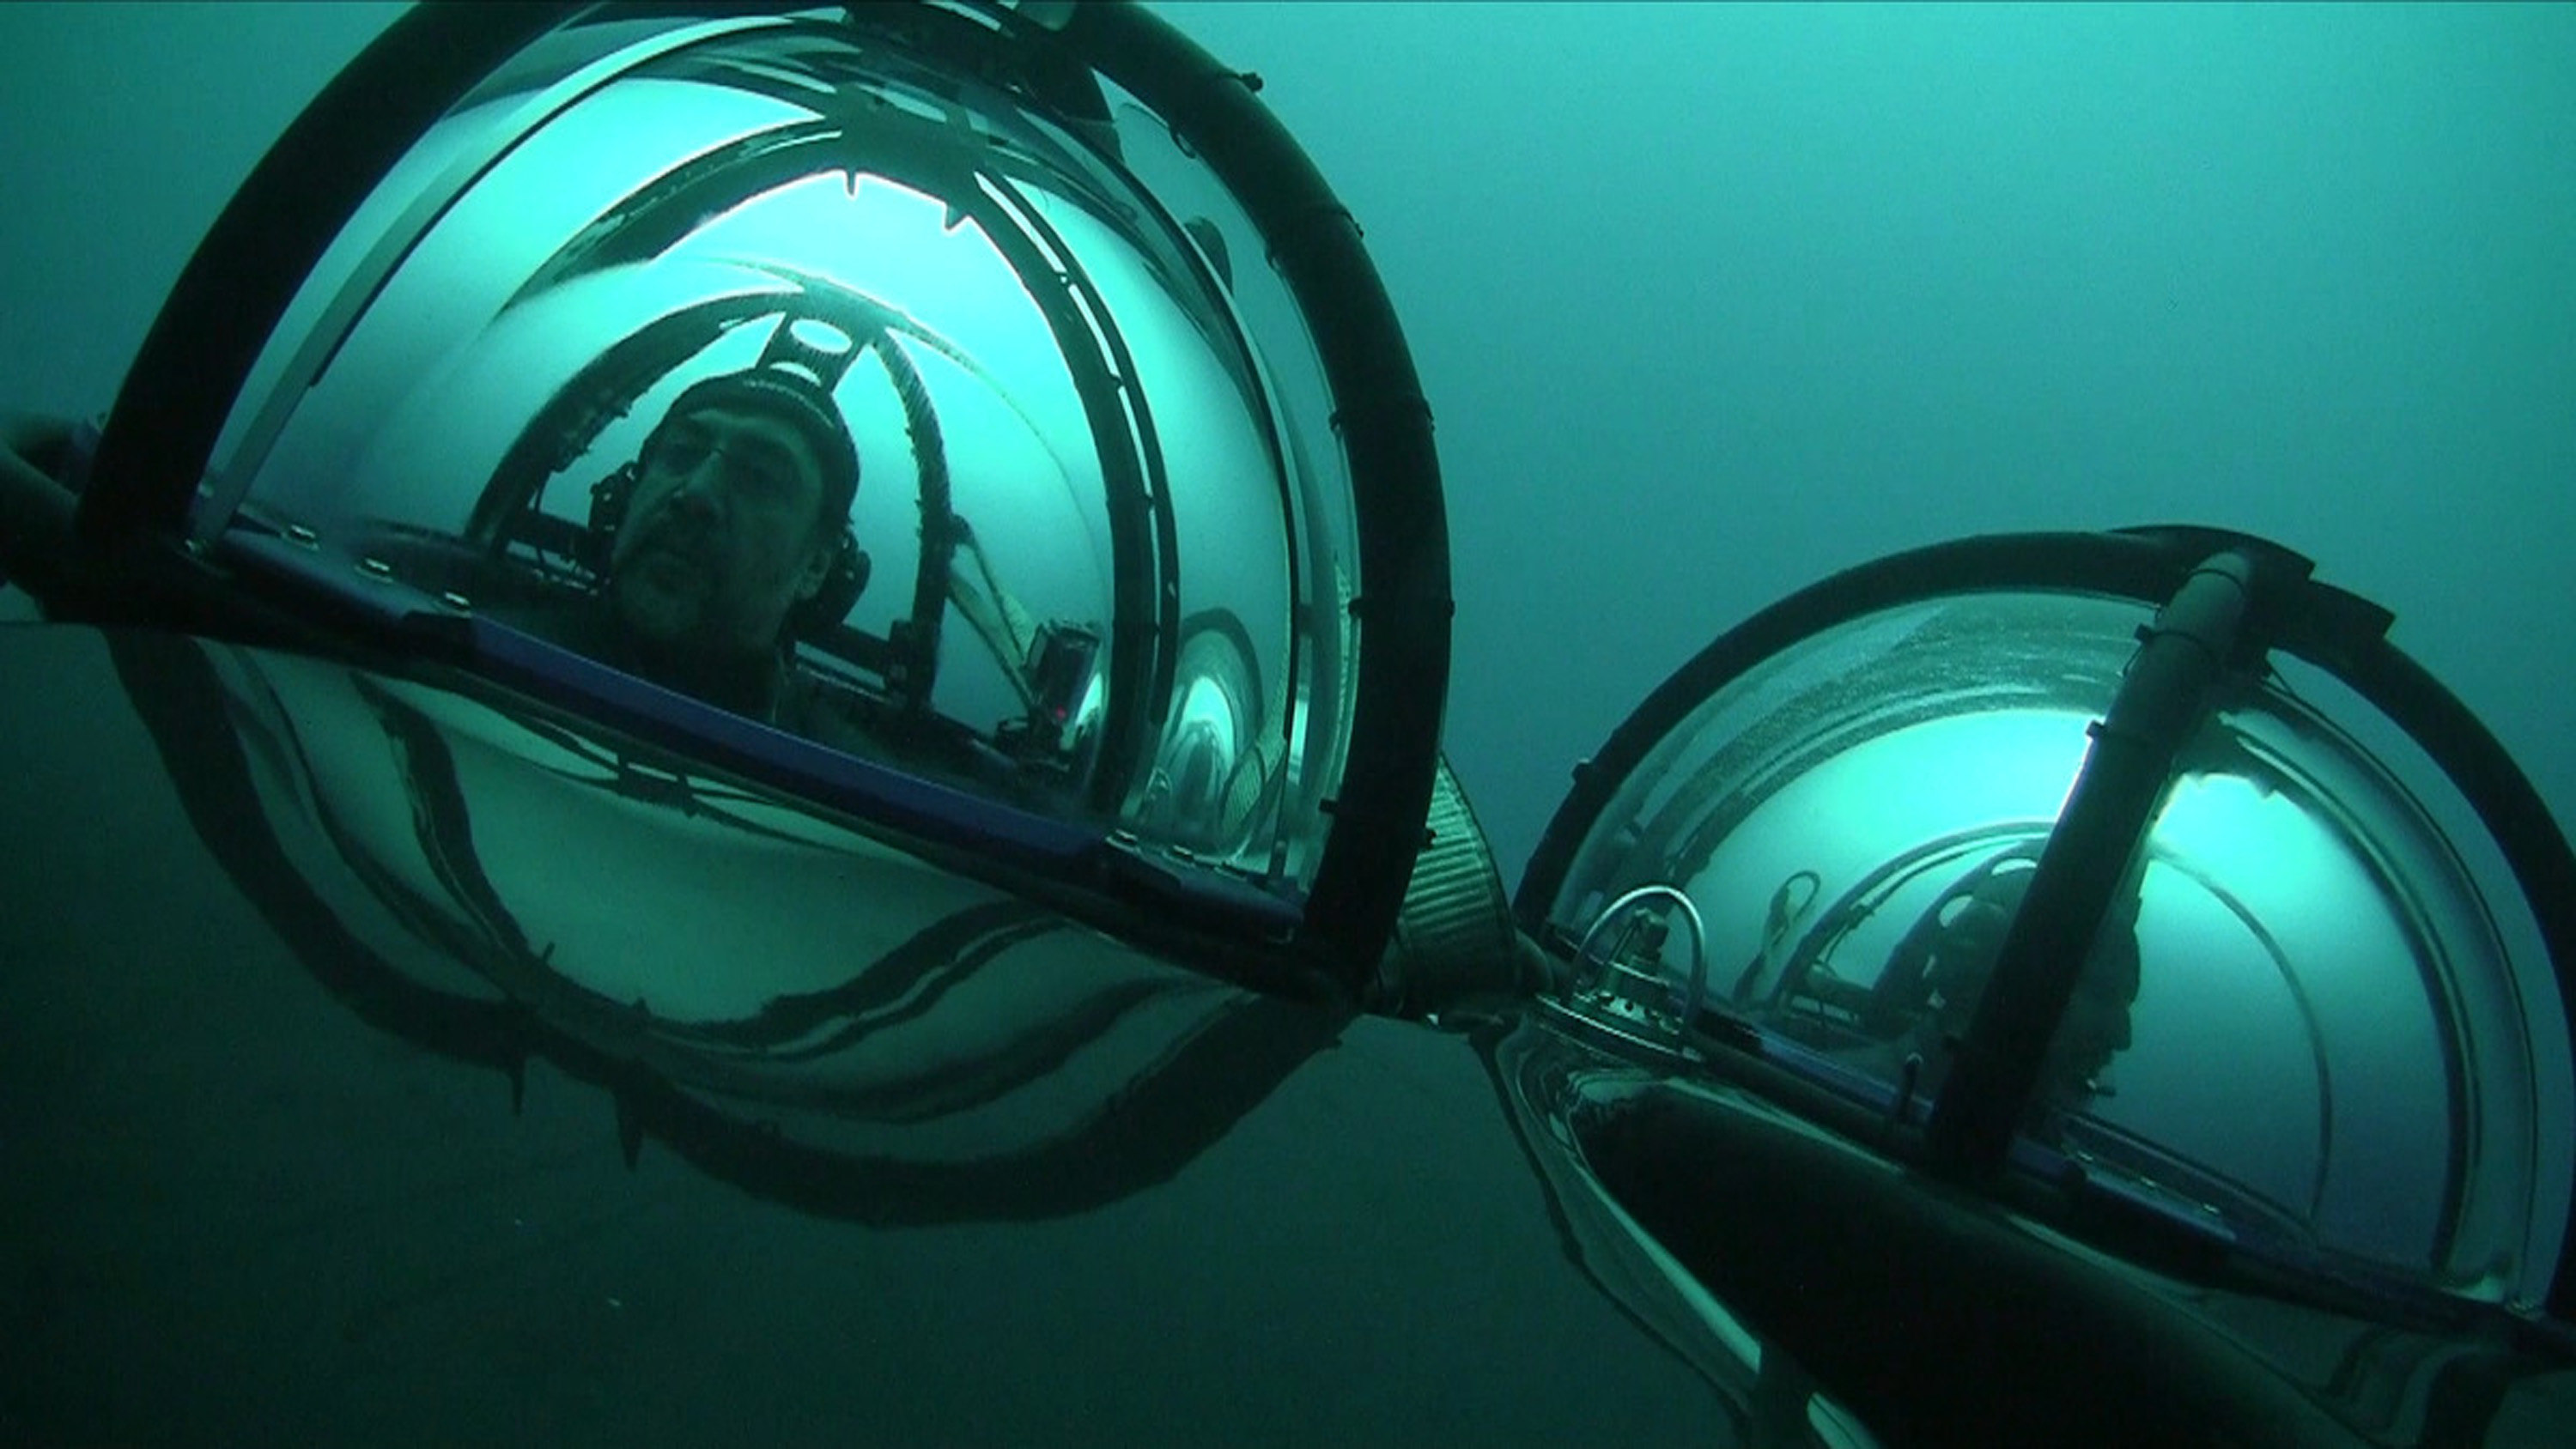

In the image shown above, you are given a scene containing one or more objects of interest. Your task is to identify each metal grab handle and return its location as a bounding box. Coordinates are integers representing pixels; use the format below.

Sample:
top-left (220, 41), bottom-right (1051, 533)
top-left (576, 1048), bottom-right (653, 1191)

top-left (1572, 883), bottom-right (1710, 1035)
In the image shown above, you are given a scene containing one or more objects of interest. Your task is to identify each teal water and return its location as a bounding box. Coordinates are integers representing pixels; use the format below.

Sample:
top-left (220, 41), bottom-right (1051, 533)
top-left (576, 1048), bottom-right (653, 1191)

top-left (0, 1), bottom-right (2567, 888)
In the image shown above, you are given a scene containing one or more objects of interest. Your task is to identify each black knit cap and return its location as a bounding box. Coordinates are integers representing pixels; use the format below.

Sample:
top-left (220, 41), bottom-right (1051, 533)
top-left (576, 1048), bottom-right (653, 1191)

top-left (654, 367), bottom-right (861, 523)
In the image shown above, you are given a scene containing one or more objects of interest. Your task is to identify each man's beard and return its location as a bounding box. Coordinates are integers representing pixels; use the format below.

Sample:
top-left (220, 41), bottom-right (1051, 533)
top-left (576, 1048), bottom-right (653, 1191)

top-left (612, 518), bottom-right (729, 642)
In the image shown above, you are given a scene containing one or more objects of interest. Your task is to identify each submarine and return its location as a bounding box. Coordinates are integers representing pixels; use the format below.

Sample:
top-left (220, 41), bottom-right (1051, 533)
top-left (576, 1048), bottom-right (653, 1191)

top-left (2, 3), bottom-right (2572, 1445)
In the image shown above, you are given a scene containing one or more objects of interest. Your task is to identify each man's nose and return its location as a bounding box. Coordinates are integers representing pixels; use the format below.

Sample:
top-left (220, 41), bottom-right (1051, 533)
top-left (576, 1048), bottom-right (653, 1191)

top-left (665, 458), bottom-right (728, 518)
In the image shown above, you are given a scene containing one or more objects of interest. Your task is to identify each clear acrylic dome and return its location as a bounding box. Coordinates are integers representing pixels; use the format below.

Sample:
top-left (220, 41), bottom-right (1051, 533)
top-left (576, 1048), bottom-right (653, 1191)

top-left (120, 3), bottom-right (1448, 959)
top-left (1522, 530), bottom-right (2576, 1315)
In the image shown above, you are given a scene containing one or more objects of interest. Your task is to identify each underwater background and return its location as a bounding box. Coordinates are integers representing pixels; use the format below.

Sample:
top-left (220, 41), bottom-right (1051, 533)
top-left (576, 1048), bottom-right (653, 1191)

top-left (0, 1), bottom-right (2567, 891)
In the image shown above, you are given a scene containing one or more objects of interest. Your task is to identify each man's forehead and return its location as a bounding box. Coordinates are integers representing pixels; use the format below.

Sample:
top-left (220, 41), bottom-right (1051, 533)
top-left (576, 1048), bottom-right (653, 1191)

top-left (669, 406), bottom-right (821, 470)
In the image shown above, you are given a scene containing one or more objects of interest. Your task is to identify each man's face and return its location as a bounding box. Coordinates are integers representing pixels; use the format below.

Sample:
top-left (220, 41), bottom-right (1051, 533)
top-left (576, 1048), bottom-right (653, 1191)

top-left (2044, 946), bottom-right (2138, 1096)
top-left (1925, 885), bottom-right (2139, 1102)
top-left (606, 403), bottom-right (836, 656)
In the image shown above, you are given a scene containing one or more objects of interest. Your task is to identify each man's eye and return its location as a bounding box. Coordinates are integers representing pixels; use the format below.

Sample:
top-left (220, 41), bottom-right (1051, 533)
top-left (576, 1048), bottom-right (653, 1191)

top-left (732, 463), bottom-right (792, 500)
top-left (653, 434), bottom-right (712, 470)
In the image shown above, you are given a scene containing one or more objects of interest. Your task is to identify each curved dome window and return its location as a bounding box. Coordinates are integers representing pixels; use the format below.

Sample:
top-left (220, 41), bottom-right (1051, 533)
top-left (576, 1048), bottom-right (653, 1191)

top-left (1520, 531), bottom-right (2576, 1315)
top-left (149, 3), bottom-right (1422, 939)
